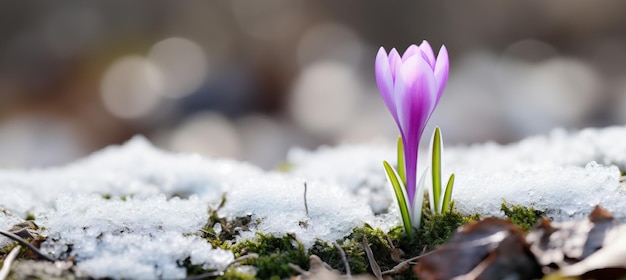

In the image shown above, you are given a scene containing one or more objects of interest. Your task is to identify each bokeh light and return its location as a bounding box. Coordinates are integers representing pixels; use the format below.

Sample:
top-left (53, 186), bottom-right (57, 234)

top-left (289, 61), bottom-right (361, 136)
top-left (236, 115), bottom-right (290, 169)
top-left (3, 2), bottom-right (626, 168)
top-left (0, 116), bottom-right (84, 167)
top-left (148, 37), bottom-right (208, 99)
top-left (167, 112), bottom-right (241, 159)
top-left (100, 56), bottom-right (163, 119)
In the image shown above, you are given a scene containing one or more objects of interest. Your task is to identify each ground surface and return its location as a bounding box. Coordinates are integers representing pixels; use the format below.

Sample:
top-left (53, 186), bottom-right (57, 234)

top-left (1, 126), bottom-right (626, 279)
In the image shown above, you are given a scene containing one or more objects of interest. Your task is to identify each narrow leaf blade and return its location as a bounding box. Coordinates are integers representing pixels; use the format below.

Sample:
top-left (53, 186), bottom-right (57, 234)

top-left (383, 161), bottom-right (412, 235)
top-left (431, 126), bottom-right (443, 213)
top-left (442, 174), bottom-right (455, 214)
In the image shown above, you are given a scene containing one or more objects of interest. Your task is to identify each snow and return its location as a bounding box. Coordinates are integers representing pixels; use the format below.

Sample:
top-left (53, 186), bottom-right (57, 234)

top-left (217, 173), bottom-right (390, 248)
top-left (286, 144), bottom-right (395, 213)
top-left (1, 126), bottom-right (626, 279)
top-left (446, 127), bottom-right (626, 220)
top-left (37, 193), bottom-right (233, 279)
top-left (0, 136), bottom-right (395, 279)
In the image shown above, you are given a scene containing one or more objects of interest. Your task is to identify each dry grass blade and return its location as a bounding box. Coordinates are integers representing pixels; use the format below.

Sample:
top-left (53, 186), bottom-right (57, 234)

top-left (0, 230), bottom-right (55, 262)
top-left (334, 243), bottom-right (351, 277)
top-left (362, 236), bottom-right (382, 280)
top-left (0, 246), bottom-right (20, 280)
top-left (382, 247), bottom-right (434, 276)
top-left (303, 182), bottom-right (309, 216)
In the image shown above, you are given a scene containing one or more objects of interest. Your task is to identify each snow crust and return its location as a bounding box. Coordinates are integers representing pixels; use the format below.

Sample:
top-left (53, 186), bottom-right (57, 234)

top-left (0, 136), bottom-right (395, 279)
top-left (447, 127), bottom-right (626, 219)
top-left (290, 126), bottom-right (626, 220)
top-left (287, 144), bottom-right (395, 213)
top-left (40, 194), bottom-right (232, 279)
top-left (1, 126), bottom-right (626, 279)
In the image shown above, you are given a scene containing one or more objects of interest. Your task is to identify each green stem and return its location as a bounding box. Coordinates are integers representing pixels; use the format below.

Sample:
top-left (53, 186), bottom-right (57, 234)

top-left (397, 136), bottom-right (406, 186)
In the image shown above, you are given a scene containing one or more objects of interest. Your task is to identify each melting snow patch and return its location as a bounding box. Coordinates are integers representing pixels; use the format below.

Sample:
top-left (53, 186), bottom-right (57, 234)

top-left (287, 144), bottom-right (395, 214)
top-left (0, 136), bottom-right (395, 278)
top-left (445, 126), bottom-right (626, 220)
top-left (218, 173), bottom-right (393, 248)
top-left (38, 193), bottom-right (233, 279)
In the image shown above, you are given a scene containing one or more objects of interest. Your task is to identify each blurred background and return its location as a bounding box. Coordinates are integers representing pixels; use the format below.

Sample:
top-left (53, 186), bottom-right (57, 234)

top-left (1, 1), bottom-right (626, 169)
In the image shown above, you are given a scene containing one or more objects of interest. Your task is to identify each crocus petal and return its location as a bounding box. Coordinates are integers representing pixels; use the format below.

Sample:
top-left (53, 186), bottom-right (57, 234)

top-left (393, 56), bottom-right (437, 205)
top-left (434, 45), bottom-right (449, 106)
top-left (403, 56), bottom-right (438, 136)
top-left (419, 40), bottom-right (436, 69)
top-left (401, 44), bottom-right (420, 62)
top-left (388, 48), bottom-right (402, 79)
top-left (391, 71), bottom-right (414, 203)
top-left (375, 47), bottom-right (398, 124)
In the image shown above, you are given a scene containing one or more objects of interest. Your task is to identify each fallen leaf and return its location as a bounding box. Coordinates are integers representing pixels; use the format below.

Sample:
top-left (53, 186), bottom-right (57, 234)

top-left (414, 218), bottom-right (542, 280)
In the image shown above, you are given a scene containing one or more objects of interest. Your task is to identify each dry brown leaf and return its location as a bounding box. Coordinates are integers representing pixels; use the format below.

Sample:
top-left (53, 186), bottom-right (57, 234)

top-left (414, 218), bottom-right (542, 280)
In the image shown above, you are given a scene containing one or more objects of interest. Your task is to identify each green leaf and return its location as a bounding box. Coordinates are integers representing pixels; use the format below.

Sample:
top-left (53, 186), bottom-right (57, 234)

top-left (431, 126), bottom-right (442, 213)
top-left (383, 161), bottom-right (412, 236)
top-left (397, 136), bottom-right (406, 186)
top-left (442, 174), bottom-right (455, 214)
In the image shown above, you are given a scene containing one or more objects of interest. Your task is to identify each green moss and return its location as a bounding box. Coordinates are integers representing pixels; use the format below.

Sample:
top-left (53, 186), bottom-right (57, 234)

top-left (230, 233), bottom-right (309, 279)
top-left (393, 206), bottom-right (475, 259)
top-left (201, 194), bottom-right (253, 250)
top-left (309, 239), bottom-right (366, 274)
top-left (217, 268), bottom-right (256, 280)
top-left (25, 213), bottom-right (35, 221)
top-left (1, 243), bottom-right (19, 255)
top-left (500, 201), bottom-right (544, 231)
top-left (275, 162), bottom-right (295, 173)
top-left (308, 224), bottom-right (394, 274)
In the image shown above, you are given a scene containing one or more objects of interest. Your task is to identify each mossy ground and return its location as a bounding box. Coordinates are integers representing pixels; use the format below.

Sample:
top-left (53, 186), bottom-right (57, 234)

top-left (191, 201), bottom-right (494, 279)
top-left (501, 200), bottom-right (545, 231)
top-left (0, 195), bottom-right (543, 279)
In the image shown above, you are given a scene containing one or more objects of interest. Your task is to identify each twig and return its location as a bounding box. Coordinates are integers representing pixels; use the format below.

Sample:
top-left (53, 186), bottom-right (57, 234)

top-left (303, 182), bottom-right (309, 216)
top-left (0, 247), bottom-right (20, 280)
top-left (0, 230), bottom-right (55, 262)
top-left (382, 247), bottom-right (435, 276)
top-left (362, 236), bottom-right (382, 280)
top-left (334, 243), bottom-right (351, 277)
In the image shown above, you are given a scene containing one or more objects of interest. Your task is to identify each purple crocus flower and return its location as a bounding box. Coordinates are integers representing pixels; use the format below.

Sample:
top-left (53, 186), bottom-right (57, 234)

top-left (375, 40), bottom-right (449, 206)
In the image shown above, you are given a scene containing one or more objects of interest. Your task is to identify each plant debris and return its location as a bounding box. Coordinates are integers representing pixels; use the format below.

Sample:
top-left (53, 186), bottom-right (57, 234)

top-left (527, 205), bottom-right (626, 279)
top-left (414, 218), bottom-right (542, 280)
top-left (289, 255), bottom-right (375, 280)
top-left (414, 205), bottom-right (626, 280)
